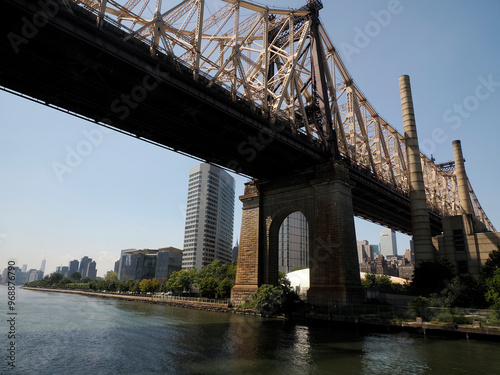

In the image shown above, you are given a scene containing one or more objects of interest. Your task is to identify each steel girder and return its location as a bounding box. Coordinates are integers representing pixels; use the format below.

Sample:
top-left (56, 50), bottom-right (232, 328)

top-left (72, 0), bottom-right (495, 231)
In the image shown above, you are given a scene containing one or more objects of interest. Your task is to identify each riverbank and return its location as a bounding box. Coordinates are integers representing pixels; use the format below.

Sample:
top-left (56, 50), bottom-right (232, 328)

top-left (22, 287), bottom-right (261, 316)
top-left (23, 287), bottom-right (500, 340)
top-left (305, 312), bottom-right (500, 341)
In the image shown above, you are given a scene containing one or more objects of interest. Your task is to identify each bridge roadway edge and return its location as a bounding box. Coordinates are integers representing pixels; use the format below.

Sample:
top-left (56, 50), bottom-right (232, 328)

top-left (0, 0), bottom-right (326, 180)
top-left (1, 0), bottom-right (442, 235)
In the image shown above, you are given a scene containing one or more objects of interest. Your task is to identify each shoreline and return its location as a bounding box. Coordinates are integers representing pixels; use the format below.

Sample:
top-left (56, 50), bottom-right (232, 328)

top-left (22, 287), bottom-right (500, 340)
top-left (21, 287), bottom-right (261, 316)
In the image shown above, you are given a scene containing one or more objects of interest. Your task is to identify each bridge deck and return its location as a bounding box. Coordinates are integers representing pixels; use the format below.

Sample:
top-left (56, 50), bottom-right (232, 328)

top-left (1, 0), bottom-right (442, 235)
top-left (1, 0), bottom-right (326, 180)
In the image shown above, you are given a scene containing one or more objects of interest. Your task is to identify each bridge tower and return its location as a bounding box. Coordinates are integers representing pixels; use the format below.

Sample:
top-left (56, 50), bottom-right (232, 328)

top-left (231, 0), bottom-right (363, 307)
top-left (231, 161), bottom-right (364, 307)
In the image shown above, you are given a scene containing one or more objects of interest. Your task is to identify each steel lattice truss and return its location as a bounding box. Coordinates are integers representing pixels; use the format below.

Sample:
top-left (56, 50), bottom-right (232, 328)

top-left (74, 0), bottom-right (495, 231)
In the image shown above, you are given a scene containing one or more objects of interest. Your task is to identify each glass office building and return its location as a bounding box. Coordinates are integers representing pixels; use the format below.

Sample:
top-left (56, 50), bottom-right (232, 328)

top-left (278, 211), bottom-right (309, 273)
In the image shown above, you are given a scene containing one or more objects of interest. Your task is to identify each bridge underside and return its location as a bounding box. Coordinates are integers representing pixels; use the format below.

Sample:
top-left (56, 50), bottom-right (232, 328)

top-left (0, 0), bottom-right (442, 237)
top-left (1, 0), bottom-right (325, 180)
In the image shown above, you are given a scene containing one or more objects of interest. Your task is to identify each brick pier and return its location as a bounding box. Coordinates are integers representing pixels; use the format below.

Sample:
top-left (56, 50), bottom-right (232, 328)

top-left (231, 161), bottom-right (364, 307)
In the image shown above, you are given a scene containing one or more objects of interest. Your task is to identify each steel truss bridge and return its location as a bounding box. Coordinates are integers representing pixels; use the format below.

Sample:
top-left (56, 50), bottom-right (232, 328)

top-left (0, 0), bottom-right (495, 234)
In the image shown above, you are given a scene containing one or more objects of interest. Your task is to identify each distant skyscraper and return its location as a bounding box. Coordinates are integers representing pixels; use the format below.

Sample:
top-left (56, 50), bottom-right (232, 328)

top-left (356, 240), bottom-right (371, 263)
top-left (182, 163), bottom-right (235, 270)
top-left (79, 256), bottom-right (92, 278)
top-left (60, 266), bottom-right (69, 277)
top-left (86, 261), bottom-right (97, 280)
top-left (40, 259), bottom-right (46, 273)
top-left (278, 212), bottom-right (309, 273)
top-left (380, 228), bottom-right (397, 256)
top-left (21, 264), bottom-right (27, 273)
top-left (68, 260), bottom-right (79, 277)
top-left (370, 244), bottom-right (380, 257)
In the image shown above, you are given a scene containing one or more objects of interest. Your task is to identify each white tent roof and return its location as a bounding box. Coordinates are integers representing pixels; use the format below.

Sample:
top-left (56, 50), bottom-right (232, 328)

top-left (286, 269), bottom-right (408, 292)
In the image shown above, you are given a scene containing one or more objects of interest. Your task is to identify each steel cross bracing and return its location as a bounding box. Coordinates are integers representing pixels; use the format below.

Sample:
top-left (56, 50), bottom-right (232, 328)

top-left (73, 0), bottom-right (495, 231)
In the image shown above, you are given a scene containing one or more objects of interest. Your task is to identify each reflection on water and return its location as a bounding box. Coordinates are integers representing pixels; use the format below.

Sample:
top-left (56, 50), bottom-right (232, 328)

top-left (361, 333), bottom-right (430, 375)
top-left (1, 287), bottom-right (500, 375)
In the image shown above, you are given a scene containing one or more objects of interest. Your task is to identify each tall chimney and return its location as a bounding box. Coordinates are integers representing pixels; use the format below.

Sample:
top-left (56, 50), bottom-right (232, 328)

top-left (452, 140), bottom-right (474, 215)
top-left (399, 75), bottom-right (435, 263)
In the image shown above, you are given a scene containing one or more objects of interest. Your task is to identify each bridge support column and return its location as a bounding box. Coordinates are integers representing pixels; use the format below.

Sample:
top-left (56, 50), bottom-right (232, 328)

top-left (307, 162), bottom-right (364, 307)
top-left (399, 75), bottom-right (435, 264)
top-left (231, 181), bottom-right (261, 305)
top-left (231, 161), bottom-right (364, 307)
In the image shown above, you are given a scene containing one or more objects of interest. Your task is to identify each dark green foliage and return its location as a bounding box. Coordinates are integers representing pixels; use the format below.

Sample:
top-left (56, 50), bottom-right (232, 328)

top-left (164, 260), bottom-right (237, 298)
top-left (198, 276), bottom-right (218, 298)
top-left (408, 296), bottom-right (431, 318)
top-left (362, 273), bottom-right (404, 293)
top-left (166, 269), bottom-right (198, 294)
top-left (481, 247), bottom-right (500, 280)
top-left (245, 273), bottom-right (304, 317)
top-left (410, 259), bottom-right (455, 296)
top-left (440, 274), bottom-right (487, 308)
top-left (485, 268), bottom-right (500, 310)
top-left (251, 284), bottom-right (286, 317)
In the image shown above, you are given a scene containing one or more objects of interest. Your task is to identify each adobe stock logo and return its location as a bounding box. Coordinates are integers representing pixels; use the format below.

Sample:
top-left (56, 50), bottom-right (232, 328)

top-left (421, 74), bottom-right (500, 155)
top-left (7, 0), bottom-right (60, 54)
top-left (51, 73), bottom-right (159, 183)
top-left (51, 127), bottom-right (111, 183)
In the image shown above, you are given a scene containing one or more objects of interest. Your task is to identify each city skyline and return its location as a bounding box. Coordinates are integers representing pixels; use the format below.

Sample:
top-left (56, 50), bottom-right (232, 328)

top-left (2, 1), bottom-right (499, 276)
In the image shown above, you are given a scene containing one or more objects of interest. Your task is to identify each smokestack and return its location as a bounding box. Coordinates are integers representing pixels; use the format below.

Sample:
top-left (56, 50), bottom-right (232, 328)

top-left (399, 75), bottom-right (434, 263)
top-left (452, 140), bottom-right (474, 215)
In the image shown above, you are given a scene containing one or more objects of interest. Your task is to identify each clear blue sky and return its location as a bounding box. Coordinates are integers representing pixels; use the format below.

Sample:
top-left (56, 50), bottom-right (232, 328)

top-left (1, 0), bottom-right (499, 276)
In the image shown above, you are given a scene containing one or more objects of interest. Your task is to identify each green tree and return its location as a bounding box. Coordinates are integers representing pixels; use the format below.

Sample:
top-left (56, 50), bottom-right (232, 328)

top-left (362, 273), bottom-right (377, 289)
top-left (166, 270), bottom-right (196, 294)
top-left (139, 279), bottom-right (153, 293)
top-left (251, 284), bottom-right (286, 317)
top-left (246, 273), bottom-right (303, 317)
top-left (199, 276), bottom-right (219, 298)
top-left (49, 273), bottom-right (64, 285)
top-left (481, 247), bottom-right (500, 281)
top-left (485, 268), bottom-right (500, 309)
top-left (440, 274), bottom-right (487, 308)
top-left (96, 279), bottom-right (107, 291)
top-left (105, 272), bottom-right (119, 283)
top-left (362, 274), bottom-right (396, 293)
top-left (411, 259), bottom-right (455, 296)
top-left (70, 272), bottom-right (82, 281)
top-left (217, 277), bottom-right (234, 298)
top-left (150, 278), bottom-right (161, 293)
top-left (129, 280), bottom-right (140, 292)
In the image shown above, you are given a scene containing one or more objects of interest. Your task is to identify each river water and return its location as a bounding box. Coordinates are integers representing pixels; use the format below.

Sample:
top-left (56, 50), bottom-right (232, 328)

top-left (1, 287), bottom-right (499, 374)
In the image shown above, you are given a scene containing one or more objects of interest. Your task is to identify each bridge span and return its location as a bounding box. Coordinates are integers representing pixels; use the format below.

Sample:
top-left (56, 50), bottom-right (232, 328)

top-left (1, 0), bottom-right (495, 305)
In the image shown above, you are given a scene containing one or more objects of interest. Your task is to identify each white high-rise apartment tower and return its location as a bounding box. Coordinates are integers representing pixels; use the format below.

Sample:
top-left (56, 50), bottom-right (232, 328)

top-left (182, 163), bottom-right (235, 270)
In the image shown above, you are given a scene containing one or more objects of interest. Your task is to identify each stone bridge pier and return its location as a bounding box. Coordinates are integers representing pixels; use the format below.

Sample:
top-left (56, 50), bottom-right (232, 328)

top-left (231, 161), bottom-right (364, 307)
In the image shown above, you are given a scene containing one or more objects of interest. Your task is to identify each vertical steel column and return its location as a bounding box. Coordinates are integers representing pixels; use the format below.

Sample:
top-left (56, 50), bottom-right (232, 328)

top-left (399, 75), bottom-right (435, 263)
top-left (309, 5), bottom-right (340, 159)
top-left (452, 140), bottom-right (474, 215)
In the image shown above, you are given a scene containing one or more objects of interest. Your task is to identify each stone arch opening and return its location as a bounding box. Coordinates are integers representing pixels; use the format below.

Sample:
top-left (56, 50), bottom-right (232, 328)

top-left (265, 209), bottom-right (310, 285)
